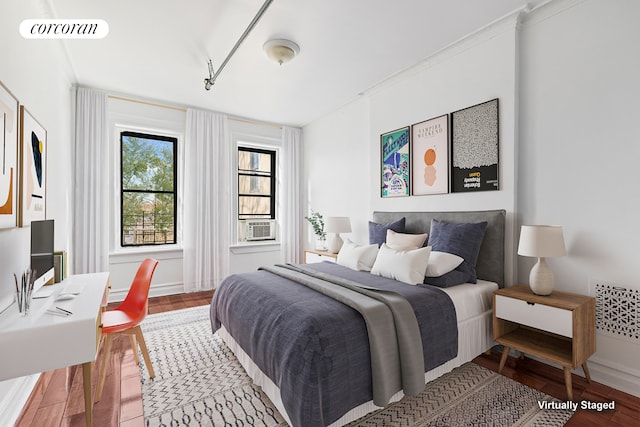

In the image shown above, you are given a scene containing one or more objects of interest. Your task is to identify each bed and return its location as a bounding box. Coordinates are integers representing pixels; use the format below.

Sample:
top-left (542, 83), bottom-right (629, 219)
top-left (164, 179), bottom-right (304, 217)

top-left (210, 209), bottom-right (505, 426)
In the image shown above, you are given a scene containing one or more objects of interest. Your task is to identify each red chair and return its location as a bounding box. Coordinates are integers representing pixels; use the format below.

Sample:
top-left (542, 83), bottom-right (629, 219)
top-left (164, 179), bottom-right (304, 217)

top-left (96, 258), bottom-right (158, 402)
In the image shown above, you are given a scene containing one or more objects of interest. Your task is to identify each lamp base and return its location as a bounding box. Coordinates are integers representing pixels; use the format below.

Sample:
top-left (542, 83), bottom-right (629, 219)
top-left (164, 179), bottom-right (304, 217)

top-left (529, 257), bottom-right (554, 295)
top-left (327, 233), bottom-right (344, 254)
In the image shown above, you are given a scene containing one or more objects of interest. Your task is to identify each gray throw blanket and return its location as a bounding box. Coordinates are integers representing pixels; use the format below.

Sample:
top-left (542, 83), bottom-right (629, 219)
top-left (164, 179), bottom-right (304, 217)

top-left (260, 264), bottom-right (425, 405)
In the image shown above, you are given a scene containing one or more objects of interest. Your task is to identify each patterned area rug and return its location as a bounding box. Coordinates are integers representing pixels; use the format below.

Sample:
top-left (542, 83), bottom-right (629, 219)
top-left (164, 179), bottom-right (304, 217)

top-left (139, 305), bottom-right (574, 426)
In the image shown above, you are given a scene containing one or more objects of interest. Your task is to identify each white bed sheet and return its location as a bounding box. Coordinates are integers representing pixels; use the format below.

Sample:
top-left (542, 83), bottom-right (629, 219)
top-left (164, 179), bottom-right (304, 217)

top-left (218, 280), bottom-right (499, 427)
top-left (440, 279), bottom-right (498, 322)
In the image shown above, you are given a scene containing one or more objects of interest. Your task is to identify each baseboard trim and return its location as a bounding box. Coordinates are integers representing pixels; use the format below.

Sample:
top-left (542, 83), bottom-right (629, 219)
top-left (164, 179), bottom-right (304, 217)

top-left (521, 352), bottom-right (640, 398)
top-left (0, 374), bottom-right (40, 425)
top-left (107, 282), bottom-right (185, 303)
top-left (587, 358), bottom-right (640, 398)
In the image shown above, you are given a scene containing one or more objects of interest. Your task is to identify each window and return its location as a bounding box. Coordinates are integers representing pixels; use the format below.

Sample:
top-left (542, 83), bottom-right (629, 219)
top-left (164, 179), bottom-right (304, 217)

top-left (237, 146), bottom-right (276, 220)
top-left (120, 131), bottom-right (177, 246)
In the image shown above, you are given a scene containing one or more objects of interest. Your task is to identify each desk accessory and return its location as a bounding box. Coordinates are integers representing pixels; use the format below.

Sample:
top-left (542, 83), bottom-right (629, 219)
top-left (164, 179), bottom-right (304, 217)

top-left (46, 306), bottom-right (72, 316)
top-left (14, 269), bottom-right (36, 315)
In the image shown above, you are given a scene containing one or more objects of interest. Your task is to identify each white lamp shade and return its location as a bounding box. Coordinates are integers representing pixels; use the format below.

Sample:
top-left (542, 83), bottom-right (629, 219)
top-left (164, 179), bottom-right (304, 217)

top-left (518, 225), bottom-right (566, 258)
top-left (325, 217), bottom-right (351, 254)
top-left (325, 217), bottom-right (352, 234)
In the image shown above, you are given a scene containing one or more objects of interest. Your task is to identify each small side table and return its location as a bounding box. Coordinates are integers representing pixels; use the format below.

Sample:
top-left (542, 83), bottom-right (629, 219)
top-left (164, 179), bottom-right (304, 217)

top-left (304, 249), bottom-right (338, 264)
top-left (492, 285), bottom-right (596, 400)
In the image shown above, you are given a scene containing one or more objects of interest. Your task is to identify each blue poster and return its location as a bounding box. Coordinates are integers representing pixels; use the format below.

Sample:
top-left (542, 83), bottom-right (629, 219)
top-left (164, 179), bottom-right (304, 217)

top-left (381, 127), bottom-right (410, 197)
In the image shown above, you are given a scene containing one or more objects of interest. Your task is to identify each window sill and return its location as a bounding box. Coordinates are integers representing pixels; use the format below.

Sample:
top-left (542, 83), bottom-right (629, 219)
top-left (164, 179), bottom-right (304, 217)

top-left (109, 245), bottom-right (183, 264)
top-left (230, 241), bottom-right (280, 254)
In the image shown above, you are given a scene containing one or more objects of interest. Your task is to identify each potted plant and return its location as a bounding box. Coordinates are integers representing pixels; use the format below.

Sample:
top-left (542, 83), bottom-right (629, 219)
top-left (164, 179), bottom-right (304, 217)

top-left (305, 210), bottom-right (327, 251)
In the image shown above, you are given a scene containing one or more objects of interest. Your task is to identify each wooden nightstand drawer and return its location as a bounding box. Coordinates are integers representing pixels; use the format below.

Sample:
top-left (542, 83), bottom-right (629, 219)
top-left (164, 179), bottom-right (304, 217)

top-left (495, 295), bottom-right (572, 338)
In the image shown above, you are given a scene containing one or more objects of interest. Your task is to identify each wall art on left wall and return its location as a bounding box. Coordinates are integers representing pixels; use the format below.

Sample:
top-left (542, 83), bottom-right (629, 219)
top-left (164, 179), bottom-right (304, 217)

top-left (0, 81), bottom-right (19, 229)
top-left (19, 106), bottom-right (47, 226)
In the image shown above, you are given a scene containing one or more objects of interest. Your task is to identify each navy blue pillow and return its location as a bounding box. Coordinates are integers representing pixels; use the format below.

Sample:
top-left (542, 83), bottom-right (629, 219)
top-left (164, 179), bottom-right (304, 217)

top-left (368, 217), bottom-right (406, 247)
top-left (427, 219), bottom-right (488, 284)
top-left (423, 269), bottom-right (469, 288)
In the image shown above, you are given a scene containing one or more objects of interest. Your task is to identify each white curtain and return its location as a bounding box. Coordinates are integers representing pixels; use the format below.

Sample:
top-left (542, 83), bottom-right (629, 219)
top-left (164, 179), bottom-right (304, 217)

top-left (183, 109), bottom-right (231, 291)
top-left (72, 88), bottom-right (109, 274)
top-left (280, 126), bottom-right (303, 263)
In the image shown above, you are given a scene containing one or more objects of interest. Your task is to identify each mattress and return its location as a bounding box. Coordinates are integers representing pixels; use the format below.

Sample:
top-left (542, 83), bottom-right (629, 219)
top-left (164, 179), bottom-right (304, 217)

top-left (218, 279), bottom-right (498, 426)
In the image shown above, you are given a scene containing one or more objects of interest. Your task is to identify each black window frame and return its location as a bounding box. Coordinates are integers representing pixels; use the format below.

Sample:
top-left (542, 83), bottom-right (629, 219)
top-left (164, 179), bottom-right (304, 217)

top-left (120, 131), bottom-right (178, 247)
top-left (237, 146), bottom-right (276, 220)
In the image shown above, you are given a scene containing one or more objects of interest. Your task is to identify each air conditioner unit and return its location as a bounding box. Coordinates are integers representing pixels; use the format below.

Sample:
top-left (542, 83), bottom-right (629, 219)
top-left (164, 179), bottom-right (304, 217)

top-left (244, 219), bottom-right (276, 241)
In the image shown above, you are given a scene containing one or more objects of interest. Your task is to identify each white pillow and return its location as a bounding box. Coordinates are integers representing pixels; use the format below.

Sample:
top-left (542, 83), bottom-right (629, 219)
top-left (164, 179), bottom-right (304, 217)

top-left (385, 229), bottom-right (428, 250)
top-left (371, 244), bottom-right (432, 285)
top-left (337, 239), bottom-right (379, 271)
top-left (425, 251), bottom-right (464, 277)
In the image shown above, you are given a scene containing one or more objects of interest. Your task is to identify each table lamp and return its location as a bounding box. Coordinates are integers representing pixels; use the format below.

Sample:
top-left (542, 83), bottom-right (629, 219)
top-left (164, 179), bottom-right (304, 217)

top-left (518, 225), bottom-right (566, 295)
top-left (325, 217), bottom-right (352, 254)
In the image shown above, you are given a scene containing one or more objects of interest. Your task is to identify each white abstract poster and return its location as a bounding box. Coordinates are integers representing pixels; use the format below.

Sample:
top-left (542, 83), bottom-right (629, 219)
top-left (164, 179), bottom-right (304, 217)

top-left (411, 114), bottom-right (449, 195)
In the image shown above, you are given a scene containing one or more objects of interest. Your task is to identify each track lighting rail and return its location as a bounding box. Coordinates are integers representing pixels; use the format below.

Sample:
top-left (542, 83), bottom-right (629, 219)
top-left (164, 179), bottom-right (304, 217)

top-left (205, 0), bottom-right (274, 90)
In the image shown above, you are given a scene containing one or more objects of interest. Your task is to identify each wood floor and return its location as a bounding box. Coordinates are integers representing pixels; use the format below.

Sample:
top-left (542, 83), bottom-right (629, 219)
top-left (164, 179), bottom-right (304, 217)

top-left (15, 291), bottom-right (640, 426)
top-left (473, 352), bottom-right (640, 426)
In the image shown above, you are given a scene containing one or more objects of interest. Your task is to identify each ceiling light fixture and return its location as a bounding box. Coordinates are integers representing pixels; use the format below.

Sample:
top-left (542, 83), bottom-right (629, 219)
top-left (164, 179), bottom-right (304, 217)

top-left (263, 39), bottom-right (300, 65)
top-left (204, 0), bottom-right (274, 91)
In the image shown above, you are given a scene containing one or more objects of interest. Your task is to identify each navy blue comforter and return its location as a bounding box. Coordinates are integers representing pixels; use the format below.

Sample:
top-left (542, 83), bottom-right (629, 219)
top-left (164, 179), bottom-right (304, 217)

top-left (210, 262), bottom-right (457, 427)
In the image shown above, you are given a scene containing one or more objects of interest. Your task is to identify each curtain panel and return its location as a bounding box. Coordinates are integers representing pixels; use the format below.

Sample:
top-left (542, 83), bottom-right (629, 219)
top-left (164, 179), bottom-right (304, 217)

top-left (183, 109), bottom-right (231, 291)
top-left (72, 87), bottom-right (109, 274)
top-left (280, 126), bottom-right (303, 263)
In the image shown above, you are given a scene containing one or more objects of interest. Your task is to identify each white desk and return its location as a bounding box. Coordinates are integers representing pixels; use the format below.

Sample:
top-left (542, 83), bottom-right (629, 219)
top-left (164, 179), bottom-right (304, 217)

top-left (0, 272), bottom-right (110, 426)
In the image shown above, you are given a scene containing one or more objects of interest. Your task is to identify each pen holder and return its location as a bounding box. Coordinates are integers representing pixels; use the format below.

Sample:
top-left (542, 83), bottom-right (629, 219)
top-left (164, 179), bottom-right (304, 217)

top-left (15, 269), bottom-right (35, 316)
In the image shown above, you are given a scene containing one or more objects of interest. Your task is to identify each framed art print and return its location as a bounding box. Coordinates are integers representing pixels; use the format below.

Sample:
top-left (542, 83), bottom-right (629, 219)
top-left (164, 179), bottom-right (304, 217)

top-left (19, 106), bottom-right (47, 226)
top-left (450, 98), bottom-right (499, 192)
top-left (0, 81), bottom-right (19, 229)
top-left (380, 126), bottom-right (410, 197)
top-left (411, 114), bottom-right (449, 195)
top-left (0, 82), bottom-right (19, 228)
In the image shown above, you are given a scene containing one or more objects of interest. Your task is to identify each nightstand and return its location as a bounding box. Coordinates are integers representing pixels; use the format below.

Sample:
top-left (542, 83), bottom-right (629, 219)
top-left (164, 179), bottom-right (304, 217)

top-left (304, 249), bottom-right (338, 263)
top-left (493, 285), bottom-right (596, 400)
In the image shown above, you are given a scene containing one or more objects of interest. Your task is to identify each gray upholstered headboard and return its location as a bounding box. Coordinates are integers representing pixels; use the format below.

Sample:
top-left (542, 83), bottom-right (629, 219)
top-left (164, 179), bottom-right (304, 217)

top-left (372, 210), bottom-right (506, 288)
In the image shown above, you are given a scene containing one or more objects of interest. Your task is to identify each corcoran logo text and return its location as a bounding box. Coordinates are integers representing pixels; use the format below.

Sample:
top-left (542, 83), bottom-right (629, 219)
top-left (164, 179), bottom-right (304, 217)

top-left (20, 19), bottom-right (109, 39)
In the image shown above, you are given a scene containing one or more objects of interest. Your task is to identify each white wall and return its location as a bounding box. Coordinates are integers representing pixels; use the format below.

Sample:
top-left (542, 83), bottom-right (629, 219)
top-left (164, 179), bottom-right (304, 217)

top-left (304, 12), bottom-right (520, 282)
top-left (518, 0), bottom-right (640, 395)
top-left (303, 0), bottom-right (640, 396)
top-left (304, 96), bottom-right (371, 246)
top-left (0, 1), bottom-right (75, 423)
